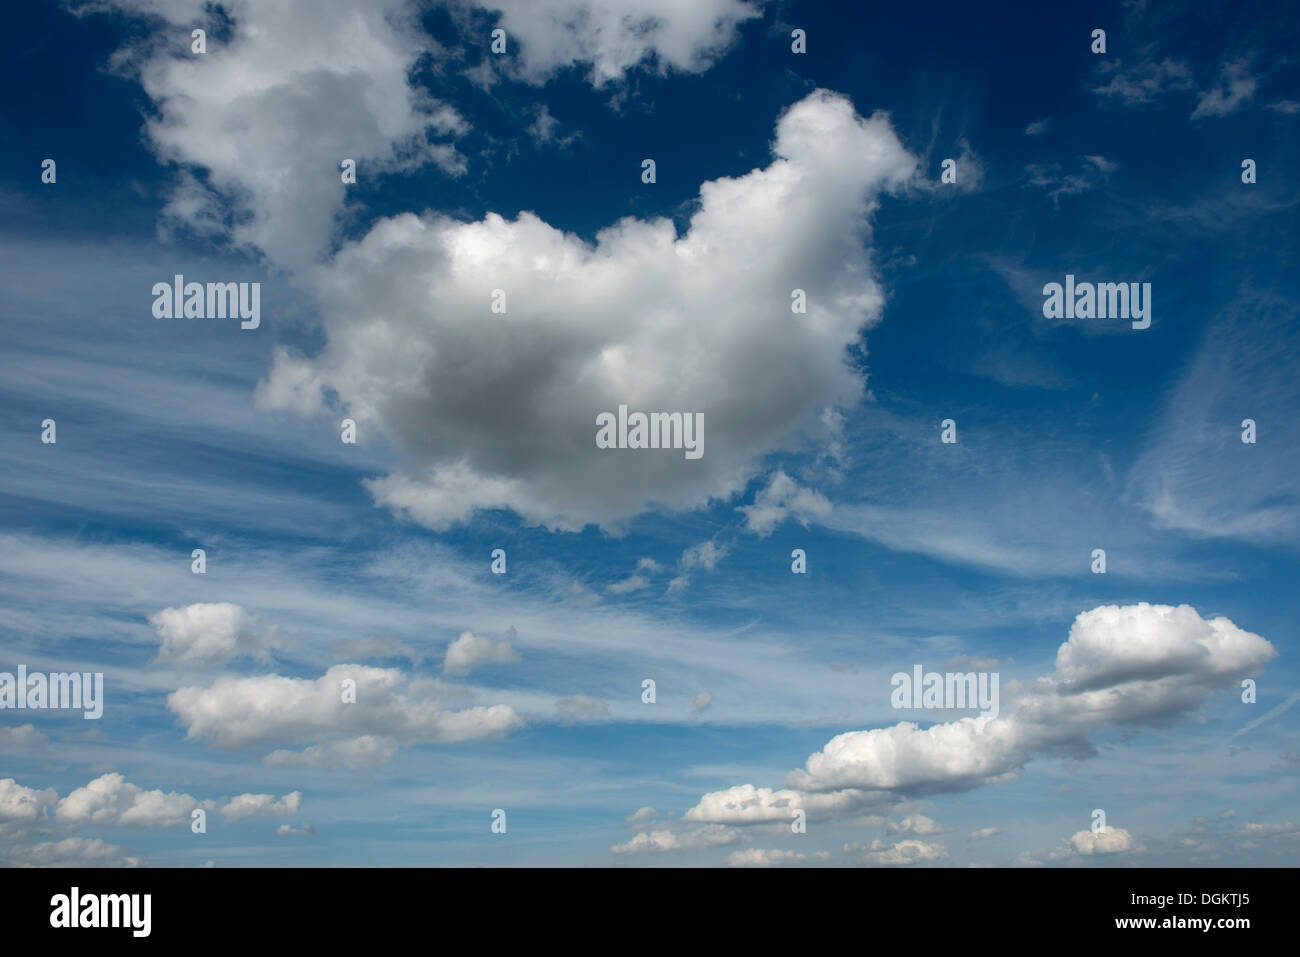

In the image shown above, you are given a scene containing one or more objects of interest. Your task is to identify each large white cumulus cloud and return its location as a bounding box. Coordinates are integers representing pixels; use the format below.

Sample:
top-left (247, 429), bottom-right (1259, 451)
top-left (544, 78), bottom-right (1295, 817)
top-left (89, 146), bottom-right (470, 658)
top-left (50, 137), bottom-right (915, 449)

top-left (89, 0), bottom-right (913, 531)
top-left (258, 90), bottom-right (917, 530)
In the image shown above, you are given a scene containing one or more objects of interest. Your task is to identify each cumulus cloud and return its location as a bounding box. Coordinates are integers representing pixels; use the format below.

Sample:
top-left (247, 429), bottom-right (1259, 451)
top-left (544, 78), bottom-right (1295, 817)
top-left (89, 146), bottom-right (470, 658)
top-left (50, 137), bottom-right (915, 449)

top-left (681, 540), bottom-right (727, 571)
top-left (611, 825), bottom-right (741, 855)
top-left (626, 806), bottom-right (657, 824)
top-left (7, 837), bottom-right (139, 868)
top-left (687, 604), bottom-right (1275, 823)
top-left (277, 823), bottom-right (317, 836)
top-left (668, 539), bottom-right (731, 593)
top-left (52, 773), bottom-right (301, 828)
top-left (87, 0), bottom-right (469, 269)
top-left (843, 838), bottom-right (947, 866)
top-left (150, 602), bottom-right (281, 667)
top-left (1068, 826), bottom-right (1139, 855)
top-left (0, 779), bottom-right (57, 836)
top-left (55, 774), bottom-right (198, 828)
top-left (726, 847), bottom-right (824, 867)
top-left (605, 574), bottom-right (650, 594)
top-left (257, 90), bottom-right (916, 531)
top-left (218, 791), bottom-right (301, 821)
top-left (442, 631), bottom-right (520, 675)
top-left (464, 0), bottom-right (762, 86)
top-left (691, 691), bottom-right (713, 714)
top-left (167, 664), bottom-right (522, 760)
top-left (739, 469), bottom-right (832, 536)
top-left (683, 784), bottom-right (879, 825)
top-left (968, 827), bottom-right (999, 841)
top-left (887, 814), bottom-right (943, 836)
top-left (1242, 821), bottom-right (1297, 835)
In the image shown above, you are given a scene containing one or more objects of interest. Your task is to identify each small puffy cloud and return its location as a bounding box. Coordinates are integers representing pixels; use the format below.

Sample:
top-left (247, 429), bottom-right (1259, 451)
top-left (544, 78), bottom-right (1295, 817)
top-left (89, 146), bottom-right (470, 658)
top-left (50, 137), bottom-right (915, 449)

top-left (726, 848), bottom-right (816, 867)
top-left (526, 104), bottom-right (575, 147)
top-left (606, 574), bottom-right (650, 595)
top-left (684, 784), bottom-right (879, 825)
top-left (887, 814), bottom-right (943, 836)
top-left (150, 603), bottom-right (281, 668)
top-left (626, 806), bottom-right (657, 824)
top-left (739, 470), bottom-right (832, 536)
top-left (218, 791), bottom-right (301, 821)
top-left (610, 825), bottom-right (740, 855)
top-left (1024, 119), bottom-right (1051, 136)
top-left (277, 823), bottom-right (317, 836)
top-left (681, 539), bottom-right (727, 571)
top-left (968, 827), bottom-right (999, 841)
top-left (9, 837), bottom-right (138, 868)
top-left (844, 838), bottom-right (947, 866)
top-left (167, 665), bottom-right (522, 759)
top-left (0, 779), bottom-right (57, 835)
top-left (443, 631), bottom-right (520, 676)
top-left (669, 539), bottom-right (730, 593)
top-left (1242, 821), bottom-right (1296, 834)
top-left (691, 691), bottom-right (713, 714)
top-left (1069, 827), bottom-right (1138, 855)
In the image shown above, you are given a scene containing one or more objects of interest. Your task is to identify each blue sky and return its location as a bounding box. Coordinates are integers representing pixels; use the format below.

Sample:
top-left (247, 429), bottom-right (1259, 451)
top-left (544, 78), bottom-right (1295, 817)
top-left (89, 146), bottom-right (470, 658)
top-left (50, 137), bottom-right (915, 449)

top-left (0, 0), bottom-right (1297, 867)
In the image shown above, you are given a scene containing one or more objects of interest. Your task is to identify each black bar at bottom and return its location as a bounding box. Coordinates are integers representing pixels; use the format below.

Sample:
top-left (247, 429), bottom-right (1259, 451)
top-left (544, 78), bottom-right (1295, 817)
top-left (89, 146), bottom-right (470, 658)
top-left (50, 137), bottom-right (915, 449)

top-left (0, 866), bottom-right (1281, 942)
